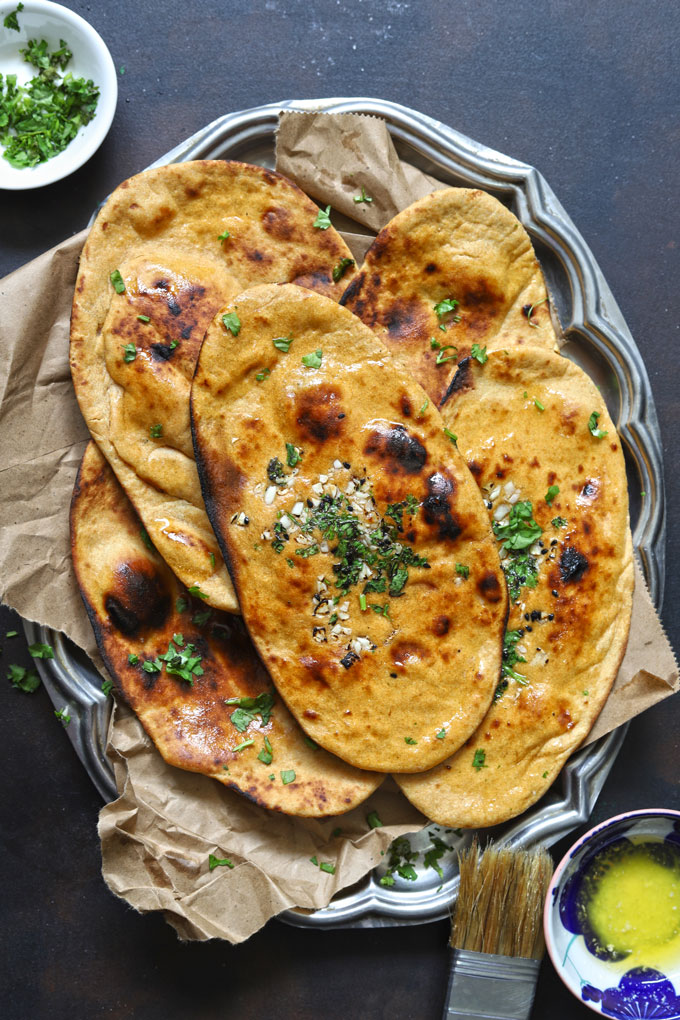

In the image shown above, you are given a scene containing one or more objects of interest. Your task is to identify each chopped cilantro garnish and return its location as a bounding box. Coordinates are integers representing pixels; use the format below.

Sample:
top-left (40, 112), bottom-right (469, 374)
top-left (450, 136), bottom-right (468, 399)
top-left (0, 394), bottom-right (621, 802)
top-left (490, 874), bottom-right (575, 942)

top-left (332, 257), bottom-right (355, 282)
top-left (5, 631), bottom-right (17, 638)
top-left (175, 597), bottom-right (188, 613)
top-left (367, 811), bottom-right (383, 828)
top-left (232, 738), bottom-right (254, 752)
top-left (588, 411), bottom-right (608, 438)
top-left (310, 855), bottom-right (318, 866)
top-left (472, 749), bottom-right (487, 771)
top-left (434, 297), bottom-right (459, 318)
top-left (455, 563), bottom-right (469, 579)
top-left (404, 736), bottom-right (417, 745)
top-left (255, 368), bottom-right (271, 382)
top-left (423, 835), bottom-right (453, 879)
top-left (443, 427), bottom-right (457, 446)
top-left (122, 343), bottom-right (137, 362)
top-left (436, 728), bottom-right (445, 739)
top-left (187, 584), bottom-right (208, 600)
top-left (54, 707), bottom-right (71, 726)
top-left (545, 485), bottom-right (559, 505)
top-left (267, 457), bottom-right (287, 485)
top-left (209, 552), bottom-right (216, 569)
top-left (493, 500), bottom-right (542, 551)
top-left (502, 628), bottom-right (528, 686)
top-left (552, 516), bottom-right (568, 528)
top-left (217, 229), bottom-right (230, 241)
top-left (430, 337), bottom-right (441, 350)
top-left (136, 314), bottom-right (150, 324)
top-left (313, 205), bottom-right (332, 229)
top-left (417, 399), bottom-right (429, 417)
top-left (169, 339), bottom-right (178, 349)
top-left (379, 875), bottom-right (396, 887)
top-left (273, 334), bottom-right (294, 352)
top-left (209, 854), bottom-right (234, 870)
top-left (302, 349), bottom-right (323, 369)
top-left (128, 653), bottom-right (139, 665)
top-left (286, 443), bottom-right (301, 468)
top-left (101, 679), bottom-right (114, 696)
top-left (226, 691), bottom-right (275, 731)
top-left (319, 861), bottom-right (335, 874)
top-left (382, 836), bottom-right (419, 883)
top-left (28, 642), bottom-right (53, 659)
top-left (257, 735), bottom-right (273, 765)
top-left (503, 551), bottom-right (539, 602)
top-left (534, 397), bottom-right (545, 411)
top-left (139, 527), bottom-right (153, 551)
top-left (159, 639), bottom-right (204, 685)
top-left (296, 545), bottom-right (320, 559)
top-left (192, 609), bottom-right (212, 628)
top-left (149, 423), bottom-right (163, 439)
top-left (470, 344), bottom-right (488, 364)
top-left (435, 345), bottom-right (458, 365)
top-left (7, 663), bottom-right (40, 693)
top-left (304, 735), bottom-right (318, 749)
top-left (142, 657), bottom-right (162, 674)
top-left (110, 270), bottom-right (126, 294)
top-left (542, 770), bottom-right (549, 779)
top-left (222, 311), bottom-right (241, 336)
top-left (3, 4), bottom-right (23, 31)
top-left (524, 297), bottom-right (548, 325)
top-left (354, 186), bottom-right (373, 204)
top-left (281, 769), bottom-right (296, 785)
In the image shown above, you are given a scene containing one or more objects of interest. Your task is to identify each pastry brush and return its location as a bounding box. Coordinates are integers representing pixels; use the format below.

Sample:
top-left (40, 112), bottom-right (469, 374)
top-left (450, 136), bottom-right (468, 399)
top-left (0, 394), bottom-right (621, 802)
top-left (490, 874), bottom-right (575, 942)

top-left (442, 840), bottom-right (554, 1020)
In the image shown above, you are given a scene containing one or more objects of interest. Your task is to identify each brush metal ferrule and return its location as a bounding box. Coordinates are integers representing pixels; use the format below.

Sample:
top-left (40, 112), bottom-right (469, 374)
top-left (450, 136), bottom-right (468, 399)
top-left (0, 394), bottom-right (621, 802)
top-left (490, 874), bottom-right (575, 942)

top-left (442, 948), bottom-right (541, 1020)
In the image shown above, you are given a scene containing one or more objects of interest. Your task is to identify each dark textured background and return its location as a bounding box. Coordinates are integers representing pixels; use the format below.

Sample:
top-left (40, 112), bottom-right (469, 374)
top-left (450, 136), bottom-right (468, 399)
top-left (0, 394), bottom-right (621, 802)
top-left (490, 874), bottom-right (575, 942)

top-left (1, 1), bottom-right (679, 1017)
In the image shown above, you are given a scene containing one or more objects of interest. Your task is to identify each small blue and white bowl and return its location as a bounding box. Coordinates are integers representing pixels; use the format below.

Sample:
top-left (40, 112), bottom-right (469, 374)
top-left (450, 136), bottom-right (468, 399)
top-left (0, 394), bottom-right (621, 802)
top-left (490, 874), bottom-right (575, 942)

top-left (545, 809), bottom-right (680, 1019)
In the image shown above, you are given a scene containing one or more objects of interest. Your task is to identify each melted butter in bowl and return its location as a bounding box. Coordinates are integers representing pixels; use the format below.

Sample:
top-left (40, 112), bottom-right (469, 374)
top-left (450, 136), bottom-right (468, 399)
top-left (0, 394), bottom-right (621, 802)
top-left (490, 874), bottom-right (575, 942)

top-left (545, 810), bottom-right (680, 1018)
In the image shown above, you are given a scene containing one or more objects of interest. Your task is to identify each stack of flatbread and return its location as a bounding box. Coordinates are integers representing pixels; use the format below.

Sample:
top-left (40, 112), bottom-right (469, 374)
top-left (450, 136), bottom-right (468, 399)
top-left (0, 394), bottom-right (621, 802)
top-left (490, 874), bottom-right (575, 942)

top-left (69, 160), bottom-right (633, 827)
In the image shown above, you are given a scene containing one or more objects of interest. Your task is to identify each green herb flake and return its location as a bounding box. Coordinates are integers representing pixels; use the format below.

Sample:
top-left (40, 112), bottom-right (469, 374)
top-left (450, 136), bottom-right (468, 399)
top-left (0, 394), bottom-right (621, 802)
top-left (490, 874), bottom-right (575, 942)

top-left (257, 736), bottom-right (273, 765)
top-left (436, 728), bottom-right (446, 739)
top-left (493, 500), bottom-right (542, 552)
top-left (423, 835), bottom-right (453, 879)
top-left (232, 738), bottom-right (254, 752)
top-left (542, 770), bottom-right (549, 779)
top-left (7, 664), bottom-right (40, 693)
top-left (136, 314), bottom-right (150, 323)
top-left (208, 854), bottom-right (234, 871)
top-left (5, 631), bottom-right (17, 638)
top-left (470, 343), bottom-right (488, 365)
top-left (222, 311), bottom-right (241, 336)
top-left (128, 653), bottom-right (139, 665)
top-left (588, 411), bottom-right (609, 438)
top-left (434, 297), bottom-right (459, 319)
top-left (28, 642), bottom-right (53, 660)
top-left (169, 339), bottom-right (178, 350)
top-left (122, 343), bottom-right (137, 362)
top-left (379, 875), bottom-right (396, 887)
top-left (524, 297), bottom-right (548, 325)
top-left (534, 397), bottom-right (545, 411)
top-left (455, 563), bottom-right (469, 579)
top-left (545, 485), bottom-right (560, 506)
top-left (217, 228), bottom-right (230, 241)
top-left (472, 748), bottom-right (487, 771)
top-left (319, 862), bottom-right (336, 874)
top-left (310, 855), bottom-right (319, 866)
top-left (435, 344), bottom-right (458, 365)
top-left (443, 427), bottom-right (458, 446)
top-left (417, 399), bottom-right (429, 417)
top-left (281, 769), bottom-right (296, 785)
top-left (273, 334), bottom-right (294, 352)
top-left (302, 349), bottom-right (323, 369)
top-left (142, 657), bottom-right (163, 674)
top-left (3, 4), bottom-right (24, 31)
top-left (110, 270), bottom-right (126, 294)
top-left (430, 337), bottom-right (441, 350)
top-left (175, 596), bottom-right (188, 613)
top-left (209, 552), bottom-right (216, 569)
top-left (187, 584), bottom-right (208, 600)
top-left (313, 205), bottom-right (332, 230)
top-left (226, 690), bottom-right (275, 731)
top-left (286, 442), bottom-right (301, 467)
top-left (149, 423), bottom-right (163, 439)
top-left (101, 679), bottom-right (114, 697)
top-left (268, 774), bottom-right (275, 781)
top-left (55, 707), bottom-right (71, 726)
top-left (139, 527), bottom-right (153, 551)
top-left (255, 367), bottom-right (271, 382)
top-left (332, 257), bottom-right (355, 282)
top-left (552, 516), bottom-right (568, 528)
top-left (404, 736), bottom-right (417, 745)
top-left (353, 186), bottom-right (373, 204)
top-left (502, 628), bottom-right (529, 686)
top-left (367, 811), bottom-right (383, 829)
top-left (359, 593), bottom-right (367, 612)
top-left (303, 735), bottom-right (319, 750)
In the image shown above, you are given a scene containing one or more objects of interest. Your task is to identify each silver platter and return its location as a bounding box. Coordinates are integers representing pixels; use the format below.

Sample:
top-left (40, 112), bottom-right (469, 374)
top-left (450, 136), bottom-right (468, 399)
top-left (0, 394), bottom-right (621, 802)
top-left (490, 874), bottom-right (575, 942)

top-left (29, 97), bottom-right (665, 931)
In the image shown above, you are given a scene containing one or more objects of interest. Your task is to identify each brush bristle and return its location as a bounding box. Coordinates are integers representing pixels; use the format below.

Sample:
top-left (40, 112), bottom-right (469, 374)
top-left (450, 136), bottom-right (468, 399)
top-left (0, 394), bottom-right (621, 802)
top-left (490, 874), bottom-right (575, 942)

top-left (450, 839), bottom-right (553, 959)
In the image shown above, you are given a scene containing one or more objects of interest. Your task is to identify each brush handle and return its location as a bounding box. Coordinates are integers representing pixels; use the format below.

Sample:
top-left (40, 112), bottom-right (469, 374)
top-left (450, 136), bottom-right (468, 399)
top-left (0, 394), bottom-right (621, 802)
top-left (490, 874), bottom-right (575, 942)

top-left (442, 948), bottom-right (541, 1020)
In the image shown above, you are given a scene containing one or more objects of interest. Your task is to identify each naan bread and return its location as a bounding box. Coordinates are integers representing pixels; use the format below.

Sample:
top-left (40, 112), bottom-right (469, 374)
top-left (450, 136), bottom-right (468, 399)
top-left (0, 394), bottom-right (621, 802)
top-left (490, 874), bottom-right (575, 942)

top-left (191, 283), bottom-right (507, 774)
top-left (341, 188), bottom-right (558, 405)
top-left (70, 441), bottom-right (383, 817)
top-left (395, 347), bottom-right (633, 826)
top-left (71, 160), bottom-right (358, 610)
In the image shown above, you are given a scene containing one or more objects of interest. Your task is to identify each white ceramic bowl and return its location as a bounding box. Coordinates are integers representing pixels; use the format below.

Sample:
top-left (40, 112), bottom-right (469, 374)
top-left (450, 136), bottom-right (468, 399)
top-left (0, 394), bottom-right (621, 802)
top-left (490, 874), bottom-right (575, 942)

top-left (544, 809), bottom-right (680, 1019)
top-left (0, 0), bottom-right (117, 189)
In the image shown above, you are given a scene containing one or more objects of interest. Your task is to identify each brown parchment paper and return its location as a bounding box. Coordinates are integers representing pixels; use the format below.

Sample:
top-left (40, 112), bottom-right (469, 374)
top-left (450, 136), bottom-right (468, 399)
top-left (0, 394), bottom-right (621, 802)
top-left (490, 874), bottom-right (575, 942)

top-left (0, 110), bottom-right (677, 944)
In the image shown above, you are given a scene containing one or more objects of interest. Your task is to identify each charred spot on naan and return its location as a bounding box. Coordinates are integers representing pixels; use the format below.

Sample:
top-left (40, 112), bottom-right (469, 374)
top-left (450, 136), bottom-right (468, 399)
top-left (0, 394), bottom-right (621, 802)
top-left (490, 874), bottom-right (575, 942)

top-left (440, 357), bottom-right (475, 407)
top-left (363, 422), bottom-right (427, 475)
top-left (104, 559), bottom-right (171, 636)
top-left (294, 384), bottom-right (346, 443)
top-left (421, 471), bottom-right (462, 542)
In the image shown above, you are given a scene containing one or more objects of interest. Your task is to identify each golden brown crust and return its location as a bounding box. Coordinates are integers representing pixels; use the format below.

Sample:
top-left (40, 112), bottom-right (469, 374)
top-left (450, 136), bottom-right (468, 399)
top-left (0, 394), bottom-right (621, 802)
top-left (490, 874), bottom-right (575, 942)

top-left (70, 441), bottom-right (382, 817)
top-left (70, 161), bottom-right (358, 610)
top-left (341, 188), bottom-right (558, 405)
top-left (394, 347), bottom-right (633, 827)
top-left (191, 283), bottom-right (507, 774)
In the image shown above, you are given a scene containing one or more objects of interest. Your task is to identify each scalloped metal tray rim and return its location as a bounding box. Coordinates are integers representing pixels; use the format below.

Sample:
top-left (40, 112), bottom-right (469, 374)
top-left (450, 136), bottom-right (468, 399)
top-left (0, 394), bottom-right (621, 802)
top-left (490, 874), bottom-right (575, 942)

top-left (31, 96), bottom-right (665, 932)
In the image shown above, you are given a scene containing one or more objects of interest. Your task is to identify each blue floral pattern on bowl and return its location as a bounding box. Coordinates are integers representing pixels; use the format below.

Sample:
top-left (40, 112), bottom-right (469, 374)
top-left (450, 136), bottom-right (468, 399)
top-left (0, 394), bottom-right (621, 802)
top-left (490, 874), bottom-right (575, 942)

top-left (544, 810), bottom-right (680, 1018)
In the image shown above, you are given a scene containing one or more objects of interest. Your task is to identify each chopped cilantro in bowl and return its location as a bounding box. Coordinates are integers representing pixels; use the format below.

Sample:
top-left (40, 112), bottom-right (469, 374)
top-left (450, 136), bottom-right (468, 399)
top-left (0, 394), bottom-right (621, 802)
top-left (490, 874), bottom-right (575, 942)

top-left (0, 1), bottom-right (117, 189)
